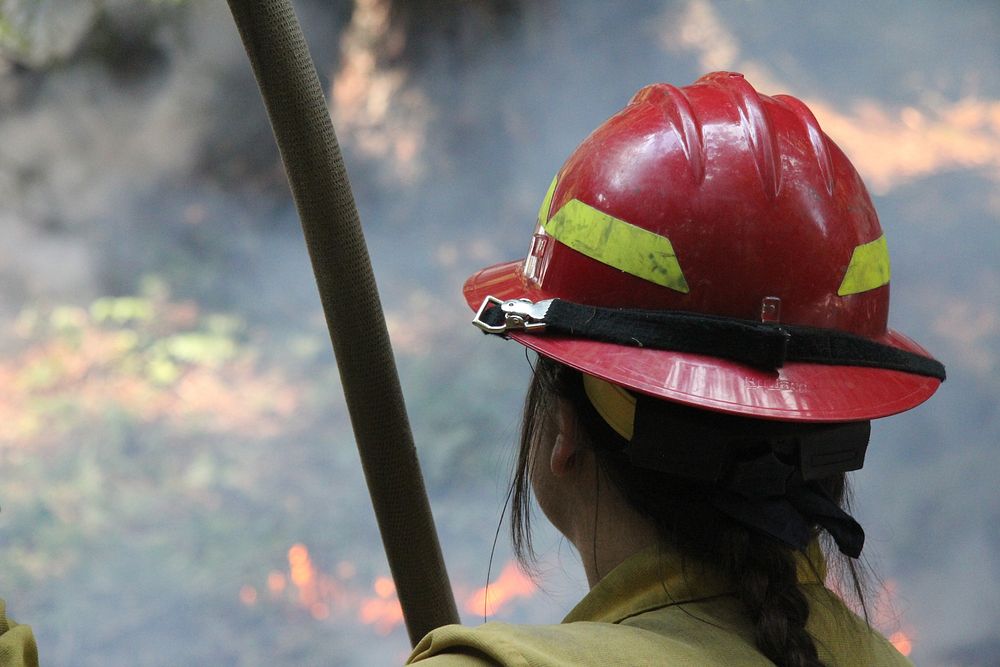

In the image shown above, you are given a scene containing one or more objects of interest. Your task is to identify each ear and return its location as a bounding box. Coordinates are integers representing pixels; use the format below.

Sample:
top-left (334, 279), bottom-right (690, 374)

top-left (550, 402), bottom-right (579, 477)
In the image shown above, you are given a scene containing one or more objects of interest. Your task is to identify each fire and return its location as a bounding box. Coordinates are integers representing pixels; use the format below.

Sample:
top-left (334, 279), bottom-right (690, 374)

top-left (331, 0), bottom-right (429, 182)
top-left (806, 98), bottom-right (1000, 195)
top-left (247, 543), bottom-right (407, 635)
top-left (663, 0), bottom-right (1000, 195)
top-left (374, 576), bottom-right (395, 599)
top-left (359, 594), bottom-right (404, 635)
top-left (247, 546), bottom-right (535, 635)
top-left (889, 631), bottom-right (913, 657)
top-left (465, 562), bottom-right (536, 618)
top-left (288, 543), bottom-right (318, 605)
top-left (827, 573), bottom-right (917, 658)
top-left (872, 579), bottom-right (918, 658)
top-left (359, 574), bottom-right (404, 634)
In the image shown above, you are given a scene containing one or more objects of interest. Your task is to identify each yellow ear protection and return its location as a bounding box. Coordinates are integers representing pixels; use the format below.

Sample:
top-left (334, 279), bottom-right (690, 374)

top-left (581, 373), bottom-right (637, 441)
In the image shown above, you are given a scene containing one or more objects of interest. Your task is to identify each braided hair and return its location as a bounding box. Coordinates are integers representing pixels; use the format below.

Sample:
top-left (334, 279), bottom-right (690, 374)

top-left (512, 356), bottom-right (870, 667)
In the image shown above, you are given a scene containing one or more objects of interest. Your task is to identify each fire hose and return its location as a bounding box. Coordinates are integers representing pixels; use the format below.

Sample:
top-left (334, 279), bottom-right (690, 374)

top-left (225, 0), bottom-right (460, 646)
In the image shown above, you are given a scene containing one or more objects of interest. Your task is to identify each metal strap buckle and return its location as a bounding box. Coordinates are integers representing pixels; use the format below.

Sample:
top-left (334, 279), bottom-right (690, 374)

top-left (472, 296), bottom-right (552, 334)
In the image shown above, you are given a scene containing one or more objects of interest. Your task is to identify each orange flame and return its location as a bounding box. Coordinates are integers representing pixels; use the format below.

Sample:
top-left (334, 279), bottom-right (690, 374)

top-left (254, 543), bottom-right (407, 634)
top-left (663, 0), bottom-right (1000, 195)
top-left (465, 562), bottom-right (537, 617)
top-left (874, 579), bottom-right (918, 658)
top-left (889, 631), bottom-right (913, 657)
top-left (824, 572), bottom-right (917, 658)
top-left (331, 0), bottom-right (427, 182)
top-left (359, 577), bottom-right (404, 635)
top-left (288, 543), bottom-right (319, 605)
top-left (252, 548), bottom-right (534, 635)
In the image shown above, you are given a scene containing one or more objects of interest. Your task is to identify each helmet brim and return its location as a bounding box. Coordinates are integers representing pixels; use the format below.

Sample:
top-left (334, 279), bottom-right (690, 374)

top-left (464, 260), bottom-right (942, 422)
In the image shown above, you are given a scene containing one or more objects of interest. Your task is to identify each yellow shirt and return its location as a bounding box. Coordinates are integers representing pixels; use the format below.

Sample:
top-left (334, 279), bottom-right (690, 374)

top-left (0, 599), bottom-right (38, 667)
top-left (407, 547), bottom-right (913, 666)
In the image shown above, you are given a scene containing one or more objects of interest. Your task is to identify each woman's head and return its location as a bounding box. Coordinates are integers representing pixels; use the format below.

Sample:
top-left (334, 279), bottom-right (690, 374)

top-left (512, 355), bottom-right (866, 667)
top-left (511, 355), bottom-right (853, 568)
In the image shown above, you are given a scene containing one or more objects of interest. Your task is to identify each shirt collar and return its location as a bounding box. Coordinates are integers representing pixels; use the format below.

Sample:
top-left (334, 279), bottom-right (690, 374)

top-left (563, 542), bottom-right (826, 624)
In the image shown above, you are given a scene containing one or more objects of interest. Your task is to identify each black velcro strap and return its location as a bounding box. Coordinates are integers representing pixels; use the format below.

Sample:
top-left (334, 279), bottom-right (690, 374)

top-left (783, 323), bottom-right (944, 379)
top-left (545, 299), bottom-right (794, 370)
top-left (479, 299), bottom-right (945, 380)
top-left (623, 395), bottom-right (870, 557)
top-left (626, 394), bottom-right (870, 482)
top-left (711, 481), bottom-right (865, 558)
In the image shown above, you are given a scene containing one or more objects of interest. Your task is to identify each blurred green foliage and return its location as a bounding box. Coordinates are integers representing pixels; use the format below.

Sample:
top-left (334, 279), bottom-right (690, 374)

top-left (1, 287), bottom-right (386, 663)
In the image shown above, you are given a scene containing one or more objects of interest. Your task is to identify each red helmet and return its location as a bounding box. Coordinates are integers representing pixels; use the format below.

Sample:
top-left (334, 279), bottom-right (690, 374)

top-left (465, 72), bottom-right (943, 422)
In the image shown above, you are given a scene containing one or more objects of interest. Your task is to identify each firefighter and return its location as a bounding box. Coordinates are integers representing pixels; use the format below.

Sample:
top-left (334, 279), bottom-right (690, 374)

top-left (408, 72), bottom-right (943, 666)
top-left (0, 599), bottom-right (37, 666)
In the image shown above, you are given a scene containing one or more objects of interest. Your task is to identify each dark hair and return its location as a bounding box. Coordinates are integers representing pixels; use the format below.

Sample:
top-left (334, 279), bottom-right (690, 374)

top-left (512, 355), bottom-right (870, 667)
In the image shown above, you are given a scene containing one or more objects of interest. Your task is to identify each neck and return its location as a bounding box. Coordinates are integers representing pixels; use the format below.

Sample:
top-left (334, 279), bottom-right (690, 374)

top-left (567, 471), bottom-right (660, 588)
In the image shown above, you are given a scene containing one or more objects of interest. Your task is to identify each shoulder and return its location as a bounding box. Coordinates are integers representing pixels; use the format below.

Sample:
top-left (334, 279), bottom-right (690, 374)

top-left (406, 618), bottom-right (771, 666)
top-left (803, 585), bottom-right (915, 667)
top-left (407, 588), bottom-right (914, 667)
top-left (0, 599), bottom-right (40, 667)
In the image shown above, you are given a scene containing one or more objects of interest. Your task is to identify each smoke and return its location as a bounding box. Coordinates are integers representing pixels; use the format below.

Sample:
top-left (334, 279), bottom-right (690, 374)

top-left (1, 0), bottom-right (998, 664)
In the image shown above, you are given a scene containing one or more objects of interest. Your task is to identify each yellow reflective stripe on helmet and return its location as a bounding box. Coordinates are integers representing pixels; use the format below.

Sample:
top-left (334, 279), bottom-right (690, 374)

top-left (582, 374), bottom-right (636, 441)
top-left (537, 175), bottom-right (558, 226)
top-left (838, 235), bottom-right (891, 296)
top-left (539, 178), bottom-right (690, 293)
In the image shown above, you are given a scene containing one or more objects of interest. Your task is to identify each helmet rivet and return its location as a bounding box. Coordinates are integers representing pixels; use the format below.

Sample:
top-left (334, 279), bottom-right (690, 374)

top-left (760, 296), bottom-right (782, 323)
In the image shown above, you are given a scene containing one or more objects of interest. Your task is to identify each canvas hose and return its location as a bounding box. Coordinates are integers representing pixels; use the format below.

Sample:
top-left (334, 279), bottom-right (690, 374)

top-left (225, 0), bottom-right (459, 645)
